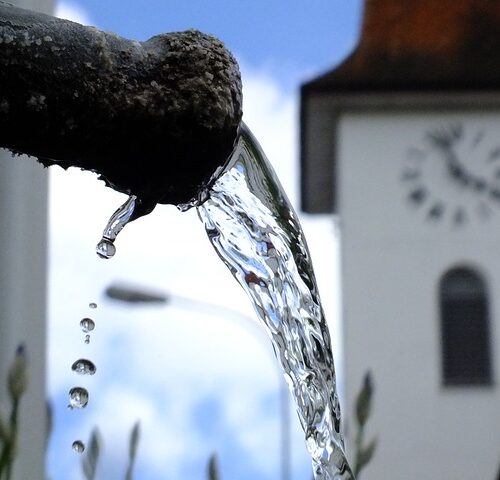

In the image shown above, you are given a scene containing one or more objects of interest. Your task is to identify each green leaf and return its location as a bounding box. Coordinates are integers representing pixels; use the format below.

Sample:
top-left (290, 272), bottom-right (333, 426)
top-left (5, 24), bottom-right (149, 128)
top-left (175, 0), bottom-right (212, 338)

top-left (82, 428), bottom-right (101, 480)
top-left (207, 453), bottom-right (220, 480)
top-left (7, 345), bottom-right (27, 403)
top-left (355, 371), bottom-right (374, 427)
top-left (128, 421), bottom-right (140, 462)
top-left (0, 345), bottom-right (29, 480)
top-left (125, 421), bottom-right (140, 480)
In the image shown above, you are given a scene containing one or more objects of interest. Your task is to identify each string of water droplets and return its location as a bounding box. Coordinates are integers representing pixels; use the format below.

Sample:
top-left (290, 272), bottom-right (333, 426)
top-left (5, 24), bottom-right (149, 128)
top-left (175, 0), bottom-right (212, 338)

top-left (70, 302), bottom-right (98, 454)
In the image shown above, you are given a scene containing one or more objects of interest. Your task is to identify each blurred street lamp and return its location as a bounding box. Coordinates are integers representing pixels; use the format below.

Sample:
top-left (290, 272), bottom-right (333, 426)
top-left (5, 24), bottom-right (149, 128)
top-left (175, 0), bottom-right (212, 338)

top-left (105, 284), bottom-right (168, 304)
top-left (104, 282), bottom-right (292, 480)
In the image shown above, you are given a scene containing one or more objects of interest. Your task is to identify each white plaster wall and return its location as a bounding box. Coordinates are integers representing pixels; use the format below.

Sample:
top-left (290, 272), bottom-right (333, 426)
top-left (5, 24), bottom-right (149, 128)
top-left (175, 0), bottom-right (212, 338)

top-left (338, 111), bottom-right (500, 479)
top-left (0, 1), bottom-right (53, 479)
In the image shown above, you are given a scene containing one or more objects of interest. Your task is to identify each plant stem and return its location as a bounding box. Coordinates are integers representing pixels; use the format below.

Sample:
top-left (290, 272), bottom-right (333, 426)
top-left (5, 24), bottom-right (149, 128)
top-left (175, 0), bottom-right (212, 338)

top-left (0, 398), bottom-right (19, 480)
top-left (353, 417), bottom-right (364, 477)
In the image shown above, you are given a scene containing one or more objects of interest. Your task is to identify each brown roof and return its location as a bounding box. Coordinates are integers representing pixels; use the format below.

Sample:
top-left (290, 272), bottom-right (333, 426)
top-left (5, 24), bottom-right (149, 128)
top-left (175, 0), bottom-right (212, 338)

top-left (303, 0), bottom-right (500, 93)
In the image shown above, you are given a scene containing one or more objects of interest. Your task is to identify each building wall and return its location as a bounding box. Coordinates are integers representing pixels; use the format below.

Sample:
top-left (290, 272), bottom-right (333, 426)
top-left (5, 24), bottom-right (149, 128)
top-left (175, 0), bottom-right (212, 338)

top-left (338, 111), bottom-right (500, 479)
top-left (0, 1), bottom-right (53, 478)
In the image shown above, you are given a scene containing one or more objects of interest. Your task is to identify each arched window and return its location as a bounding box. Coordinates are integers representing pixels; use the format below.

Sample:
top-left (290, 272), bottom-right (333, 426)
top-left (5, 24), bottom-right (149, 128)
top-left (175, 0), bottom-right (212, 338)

top-left (439, 267), bottom-right (492, 386)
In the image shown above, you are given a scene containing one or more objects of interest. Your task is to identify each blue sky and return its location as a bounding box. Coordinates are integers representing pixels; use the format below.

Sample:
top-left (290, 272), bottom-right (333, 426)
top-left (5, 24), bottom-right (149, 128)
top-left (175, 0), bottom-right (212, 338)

top-left (47, 2), bottom-right (363, 480)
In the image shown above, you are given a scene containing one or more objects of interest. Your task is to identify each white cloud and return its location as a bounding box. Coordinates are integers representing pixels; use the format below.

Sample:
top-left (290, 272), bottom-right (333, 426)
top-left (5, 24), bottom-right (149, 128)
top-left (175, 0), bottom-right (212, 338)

top-left (55, 0), bottom-right (92, 25)
top-left (47, 65), bottom-right (340, 479)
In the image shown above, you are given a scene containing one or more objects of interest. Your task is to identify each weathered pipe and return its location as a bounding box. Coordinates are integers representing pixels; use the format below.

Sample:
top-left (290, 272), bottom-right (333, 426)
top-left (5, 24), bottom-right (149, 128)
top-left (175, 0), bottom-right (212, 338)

top-left (0, 2), bottom-right (242, 214)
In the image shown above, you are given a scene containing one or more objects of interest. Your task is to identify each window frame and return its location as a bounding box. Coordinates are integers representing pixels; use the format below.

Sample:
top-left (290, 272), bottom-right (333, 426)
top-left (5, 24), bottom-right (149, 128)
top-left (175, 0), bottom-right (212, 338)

top-left (439, 266), bottom-right (493, 387)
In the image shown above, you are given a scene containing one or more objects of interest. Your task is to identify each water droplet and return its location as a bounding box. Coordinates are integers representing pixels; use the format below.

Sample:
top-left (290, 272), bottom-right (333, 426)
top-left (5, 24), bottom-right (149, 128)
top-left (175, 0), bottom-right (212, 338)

top-left (71, 359), bottom-right (96, 375)
top-left (96, 238), bottom-right (116, 259)
top-left (80, 318), bottom-right (95, 333)
top-left (72, 440), bottom-right (85, 453)
top-left (89, 302), bottom-right (97, 309)
top-left (84, 334), bottom-right (90, 344)
top-left (68, 387), bottom-right (89, 409)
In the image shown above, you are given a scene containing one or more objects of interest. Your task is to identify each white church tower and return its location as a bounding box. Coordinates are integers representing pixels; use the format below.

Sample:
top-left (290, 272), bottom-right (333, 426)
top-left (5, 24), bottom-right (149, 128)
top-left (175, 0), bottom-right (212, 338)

top-left (301, 1), bottom-right (500, 478)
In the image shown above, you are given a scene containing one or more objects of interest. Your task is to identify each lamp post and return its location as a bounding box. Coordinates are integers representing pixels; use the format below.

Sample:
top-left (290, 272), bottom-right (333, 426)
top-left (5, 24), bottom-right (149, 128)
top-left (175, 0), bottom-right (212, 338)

top-left (104, 282), bottom-right (291, 480)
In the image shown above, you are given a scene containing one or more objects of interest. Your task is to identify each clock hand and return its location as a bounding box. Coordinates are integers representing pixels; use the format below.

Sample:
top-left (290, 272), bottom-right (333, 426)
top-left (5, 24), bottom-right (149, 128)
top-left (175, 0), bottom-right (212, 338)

top-left (443, 149), bottom-right (469, 186)
top-left (441, 148), bottom-right (488, 192)
top-left (427, 126), bottom-right (472, 186)
top-left (429, 127), bottom-right (491, 197)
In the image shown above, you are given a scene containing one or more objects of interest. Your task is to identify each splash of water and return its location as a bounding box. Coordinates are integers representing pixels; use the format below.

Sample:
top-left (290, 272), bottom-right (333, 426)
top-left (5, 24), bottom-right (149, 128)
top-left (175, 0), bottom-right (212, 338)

top-left (197, 123), bottom-right (353, 479)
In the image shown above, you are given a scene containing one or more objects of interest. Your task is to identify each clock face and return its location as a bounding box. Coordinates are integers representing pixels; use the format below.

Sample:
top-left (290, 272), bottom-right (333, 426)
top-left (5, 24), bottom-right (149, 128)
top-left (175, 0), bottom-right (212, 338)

top-left (401, 122), bottom-right (500, 226)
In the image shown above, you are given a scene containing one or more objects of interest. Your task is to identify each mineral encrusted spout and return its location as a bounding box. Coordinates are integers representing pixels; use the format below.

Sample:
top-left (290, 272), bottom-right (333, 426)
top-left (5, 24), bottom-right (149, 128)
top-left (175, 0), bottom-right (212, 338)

top-left (0, 2), bottom-right (242, 209)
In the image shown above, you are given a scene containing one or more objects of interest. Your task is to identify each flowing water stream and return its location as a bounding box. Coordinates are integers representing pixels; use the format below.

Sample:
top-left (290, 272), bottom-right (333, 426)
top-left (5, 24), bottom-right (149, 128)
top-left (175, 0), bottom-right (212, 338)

top-left (96, 123), bottom-right (353, 479)
top-left (197, 124), bottom-right (353, 479)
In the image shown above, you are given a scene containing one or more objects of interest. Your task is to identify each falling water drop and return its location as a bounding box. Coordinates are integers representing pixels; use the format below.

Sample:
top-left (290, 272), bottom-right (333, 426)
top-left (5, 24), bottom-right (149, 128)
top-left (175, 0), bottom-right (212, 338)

top-left (68, 387), bottom-right (89, 409)
top-left (96, 238), bottom-right (116, 259)
top-left (89, 302), bottom-right (97, 309)
top-left (84, 334), bottom-right (90, 344)
top-left (71, 359), bottom-right (96, 375)
top-left (95, 195), bottom-right (137, 259)
top-left (80, 318), bottom-right (95, 333)
top-left (72, 440), bottom-right (85, 453)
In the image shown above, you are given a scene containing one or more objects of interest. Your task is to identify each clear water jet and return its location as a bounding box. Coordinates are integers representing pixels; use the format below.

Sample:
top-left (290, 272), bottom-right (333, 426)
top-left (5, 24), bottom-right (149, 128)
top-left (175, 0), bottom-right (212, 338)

top-left (197, 123), bottom-right (353, 479)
